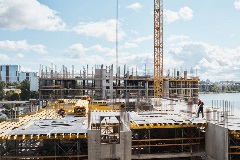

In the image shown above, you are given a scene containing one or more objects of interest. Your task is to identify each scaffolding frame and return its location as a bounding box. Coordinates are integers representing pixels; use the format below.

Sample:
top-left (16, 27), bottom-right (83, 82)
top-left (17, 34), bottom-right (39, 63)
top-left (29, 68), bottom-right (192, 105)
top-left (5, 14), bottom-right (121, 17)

top-left (131, 126), bottom-right (205, 157)
top-left (0, 138), bottom-right (88, 160)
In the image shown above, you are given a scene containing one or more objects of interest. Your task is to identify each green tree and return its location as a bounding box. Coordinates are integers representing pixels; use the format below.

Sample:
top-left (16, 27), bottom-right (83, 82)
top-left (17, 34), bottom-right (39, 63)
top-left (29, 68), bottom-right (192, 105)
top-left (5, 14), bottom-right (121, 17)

top-left (6, 81), bottom-right (20, 88)
top-left (5, 91), bottom-right (20, 101)
top-left (30, 91), bottom-right (39, 99)
top-left (0, 81), bottom-right (5, 100)
top-left (209, 84), bottom-right (221, 93)
top-left (20, 79), bottom-right (30, 100)
top-left (3, 104), bottom-right (11, 110)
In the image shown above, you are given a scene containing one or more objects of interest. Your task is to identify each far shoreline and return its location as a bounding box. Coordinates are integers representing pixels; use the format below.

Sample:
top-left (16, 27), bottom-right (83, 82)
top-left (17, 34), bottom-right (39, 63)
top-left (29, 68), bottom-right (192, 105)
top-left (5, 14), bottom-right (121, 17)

top-left (199, 91), bottom-right (240, 94)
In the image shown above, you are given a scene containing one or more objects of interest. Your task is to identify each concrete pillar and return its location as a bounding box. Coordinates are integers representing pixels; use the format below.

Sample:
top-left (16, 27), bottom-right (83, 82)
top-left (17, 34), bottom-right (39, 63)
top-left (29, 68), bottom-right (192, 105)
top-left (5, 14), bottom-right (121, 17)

top-left (88, 130), bottom-right (132, 160)
top-left (206, 108), bottom-right (212, 122)
top-left (205, 123), bottom-right (228, 160)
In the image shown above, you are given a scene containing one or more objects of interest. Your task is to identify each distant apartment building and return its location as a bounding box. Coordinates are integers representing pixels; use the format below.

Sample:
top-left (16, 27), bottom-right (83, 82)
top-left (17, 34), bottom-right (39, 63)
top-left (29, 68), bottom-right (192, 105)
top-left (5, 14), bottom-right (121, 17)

top-left (0, 65), bottom-right (19, 82)
top-left (19, 72), bottom-right (37, 81)
top-left (0, 65), bottom-right (38, 91)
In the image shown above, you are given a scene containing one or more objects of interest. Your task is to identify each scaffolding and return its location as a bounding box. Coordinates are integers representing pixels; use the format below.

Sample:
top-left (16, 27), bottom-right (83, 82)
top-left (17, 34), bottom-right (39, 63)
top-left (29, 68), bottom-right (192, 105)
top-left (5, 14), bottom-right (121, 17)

top-left (39, 64), bottom-right (200, 106)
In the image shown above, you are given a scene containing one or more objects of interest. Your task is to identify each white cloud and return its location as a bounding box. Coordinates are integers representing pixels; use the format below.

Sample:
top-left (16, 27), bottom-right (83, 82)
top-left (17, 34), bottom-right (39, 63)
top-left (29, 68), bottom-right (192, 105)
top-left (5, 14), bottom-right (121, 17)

top-left (169, 47), bottom-right (182, 55)
top-left (230, 33), bottom-right (237, 38)
top-left (0, 40), bottom-right (47, 54)
top-left (164, 6), bottom-right (193, 23)
top-left (178, 6), bottom-right (193, 21)
top-left (20, 66), bottom-right (37, 72)
top-left (122, 42), bottom-right (138, 49)
top-left (126, 3), bottom-right (142, 10)
top-left (64, 43), bottom-right (85, 59)
top-left (87, 44), bottom-right (112, 53)
top-left (167, 35), bottom-right (189, 42)
top-left (0, 0), bottom-right (66, 31)
top-left (48, 54), bottom-right (108, 68)
top-left (30, 45), bottom-right (47, 54)
top-left (133, 35), bottom-right (153, 43)
top-left (167, 41), bottom-right (240, 81)
top-left (0, 53), bottom-right (9, 60)
top-left (234, 0), bottom-right (240, 10)
top-left (120, 35), bottom-right (152, 49)
top-left (130, 30), bottom-right (139, 35)
top-left (16, 53), bottom-right (24, 58)
top-left (164, 9), bottom-right (180, 23)
top-left (73, 19), bottom-right (126, 42)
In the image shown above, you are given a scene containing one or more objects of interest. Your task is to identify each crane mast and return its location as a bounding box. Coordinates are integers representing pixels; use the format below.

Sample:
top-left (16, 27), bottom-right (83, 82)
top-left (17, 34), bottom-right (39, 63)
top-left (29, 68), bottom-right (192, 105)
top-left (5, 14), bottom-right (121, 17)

top-left (154, 0), bottom-right (164, 98)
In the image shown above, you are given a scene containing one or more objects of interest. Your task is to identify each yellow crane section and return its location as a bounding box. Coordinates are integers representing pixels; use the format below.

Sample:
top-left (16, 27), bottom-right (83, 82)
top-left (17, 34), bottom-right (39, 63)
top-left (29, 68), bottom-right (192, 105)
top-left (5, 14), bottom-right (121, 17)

top-left (154, 0), bottom-right (164, 98)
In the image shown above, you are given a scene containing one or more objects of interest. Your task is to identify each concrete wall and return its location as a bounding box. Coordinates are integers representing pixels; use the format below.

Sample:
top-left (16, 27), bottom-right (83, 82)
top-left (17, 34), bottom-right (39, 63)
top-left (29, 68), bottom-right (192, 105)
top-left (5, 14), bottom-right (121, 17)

top-left (205, 123), bottom-right (228, 160)
top-left (88, 130), bottom-right (132, 160)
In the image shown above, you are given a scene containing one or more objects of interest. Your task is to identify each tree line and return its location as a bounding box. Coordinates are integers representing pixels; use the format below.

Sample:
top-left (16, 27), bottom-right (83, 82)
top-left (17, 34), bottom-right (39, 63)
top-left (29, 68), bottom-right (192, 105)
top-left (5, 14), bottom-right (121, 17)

top-left (200, 83), bottom-right (240, 93)
top-left (0, 80), bottom-right (39, 101)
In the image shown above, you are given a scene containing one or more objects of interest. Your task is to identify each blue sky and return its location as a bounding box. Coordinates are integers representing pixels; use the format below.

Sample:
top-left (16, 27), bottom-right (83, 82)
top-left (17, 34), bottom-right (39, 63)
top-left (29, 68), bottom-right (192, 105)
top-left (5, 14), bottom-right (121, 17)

top-left (0, 0), bottom-right (240, 82)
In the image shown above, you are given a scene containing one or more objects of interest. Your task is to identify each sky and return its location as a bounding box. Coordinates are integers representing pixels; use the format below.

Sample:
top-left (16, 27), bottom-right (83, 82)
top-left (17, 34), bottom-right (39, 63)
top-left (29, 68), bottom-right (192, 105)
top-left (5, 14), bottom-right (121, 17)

top-left (0, 0), bottom-right (240, 82)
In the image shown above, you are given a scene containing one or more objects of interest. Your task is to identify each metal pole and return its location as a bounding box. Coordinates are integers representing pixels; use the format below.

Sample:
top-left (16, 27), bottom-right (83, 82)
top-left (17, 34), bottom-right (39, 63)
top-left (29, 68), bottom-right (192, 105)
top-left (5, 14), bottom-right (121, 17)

top-left (14, 103), bottom-right (16, 119)
top-left (182, 127), bottom-right (184, 152)
top-left (77, 139), bottom-right (80, 160)
top-left (0, 139), bottom-right (2, 158)
top-left (54, 139), bottom-right (56, 160)
top-left (148, 130), bottom-right (150, 153)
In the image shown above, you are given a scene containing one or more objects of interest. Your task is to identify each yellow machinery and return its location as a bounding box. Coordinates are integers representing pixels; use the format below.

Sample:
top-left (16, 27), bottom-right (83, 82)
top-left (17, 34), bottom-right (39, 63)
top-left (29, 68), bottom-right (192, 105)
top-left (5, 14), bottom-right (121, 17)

top-left (74, 105), bottom-right (87, 117)
top-left (55, 98), bottom-right (123, 117)
top-left (74, 100), bottom-right (89, 117)
top-left (55, 98), bottom-right (89, 117)
top-left (89, 101), bottom-right (112, 111)
top-left (76, 95), bottom-right (91, 101)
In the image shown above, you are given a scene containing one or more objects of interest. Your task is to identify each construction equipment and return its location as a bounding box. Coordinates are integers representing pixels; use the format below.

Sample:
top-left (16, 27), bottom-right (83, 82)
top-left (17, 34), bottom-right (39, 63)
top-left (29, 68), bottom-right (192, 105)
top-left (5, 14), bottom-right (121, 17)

top-left (58, 108), bottom-right (66, 117)
top-left (74, 100), bottom-right (89, 117)
top-left (154, 0), bottom-right (164, 98)
top-left (74, 105), bottom-right (87, 117)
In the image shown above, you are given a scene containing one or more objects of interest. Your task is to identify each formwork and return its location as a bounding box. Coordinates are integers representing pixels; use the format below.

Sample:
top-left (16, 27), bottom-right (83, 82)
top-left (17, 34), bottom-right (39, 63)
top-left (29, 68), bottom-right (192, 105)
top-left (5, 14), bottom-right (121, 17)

top-left (129, 111), bottom-right (206, 159)
top-left (0, 109), bottom-right (88, 160)
top-left (0, 98), bottom-right (210, 160)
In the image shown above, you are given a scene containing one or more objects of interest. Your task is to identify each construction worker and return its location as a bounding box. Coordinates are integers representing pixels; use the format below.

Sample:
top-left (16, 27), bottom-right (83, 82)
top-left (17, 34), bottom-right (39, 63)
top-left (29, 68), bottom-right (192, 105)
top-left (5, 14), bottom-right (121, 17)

top-left (196, 99), bottom-right (204, 118)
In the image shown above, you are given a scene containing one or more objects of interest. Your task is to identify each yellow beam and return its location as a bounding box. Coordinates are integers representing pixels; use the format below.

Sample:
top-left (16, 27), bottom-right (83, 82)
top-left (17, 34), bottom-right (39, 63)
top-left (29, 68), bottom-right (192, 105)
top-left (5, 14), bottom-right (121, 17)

top-left (132, 142), bottom-right (200, 148)
top-left (132, 137), bottom-right (204, 142)
top-left (230, 146), bottom-right (240, 149)
top-left (130, 123), bottom-right (207, 129)
top-left (229, 152), bottom-right (240, 155)
top-left (0, 134), bottom-right (87, 140)
top-left (229, 130), bottom-right (240, 135)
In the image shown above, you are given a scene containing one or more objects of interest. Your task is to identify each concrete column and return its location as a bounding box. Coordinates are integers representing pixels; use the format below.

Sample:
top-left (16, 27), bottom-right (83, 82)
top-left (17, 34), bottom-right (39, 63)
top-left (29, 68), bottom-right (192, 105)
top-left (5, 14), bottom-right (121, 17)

top-left (88, 130), bottom-right (131, 160)
top-left (205, 123), bottom-right (228, 160)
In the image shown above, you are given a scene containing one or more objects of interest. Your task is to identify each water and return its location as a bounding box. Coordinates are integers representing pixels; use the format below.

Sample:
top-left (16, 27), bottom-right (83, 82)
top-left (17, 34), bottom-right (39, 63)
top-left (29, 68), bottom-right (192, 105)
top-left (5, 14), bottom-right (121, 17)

top-left (199, 92), bottom-right (240, 114)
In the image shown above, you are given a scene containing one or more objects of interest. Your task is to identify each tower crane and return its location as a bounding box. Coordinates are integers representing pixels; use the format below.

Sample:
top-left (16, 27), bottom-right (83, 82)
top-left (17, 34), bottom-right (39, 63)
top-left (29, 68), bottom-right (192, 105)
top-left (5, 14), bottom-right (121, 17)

top-left (154, 0), bottom-right (163, 98)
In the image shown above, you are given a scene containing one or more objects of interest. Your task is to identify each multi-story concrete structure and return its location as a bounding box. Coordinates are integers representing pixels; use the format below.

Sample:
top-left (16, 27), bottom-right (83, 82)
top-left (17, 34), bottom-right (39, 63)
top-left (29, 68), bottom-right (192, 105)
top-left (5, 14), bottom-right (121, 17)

top-left (1, 98), bottom-right (239, 160)
top-left (39, 64), bottom-right (199, 104)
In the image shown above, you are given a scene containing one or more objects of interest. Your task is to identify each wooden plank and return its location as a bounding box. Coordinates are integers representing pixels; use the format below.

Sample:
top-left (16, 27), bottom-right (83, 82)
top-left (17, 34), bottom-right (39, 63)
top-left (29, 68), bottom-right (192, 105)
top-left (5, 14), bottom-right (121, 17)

top-left (132, 137), bottom-right (204, 142)
top-left (132, 142), bottom-right (200, 147)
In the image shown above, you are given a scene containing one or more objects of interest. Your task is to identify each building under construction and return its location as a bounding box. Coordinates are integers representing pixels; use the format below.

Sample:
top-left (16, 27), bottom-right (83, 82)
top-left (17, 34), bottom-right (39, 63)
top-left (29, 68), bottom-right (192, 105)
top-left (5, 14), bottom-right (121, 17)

top-left (1, 0), bottom-right (238, 158)
top-left (39, 64), bottom-right (199, 105)
top-left (0, 97), bottom-right (240, 160)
